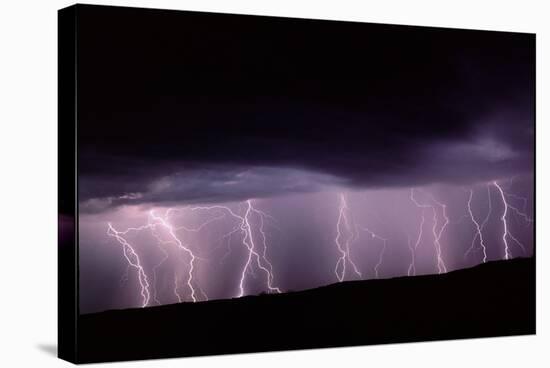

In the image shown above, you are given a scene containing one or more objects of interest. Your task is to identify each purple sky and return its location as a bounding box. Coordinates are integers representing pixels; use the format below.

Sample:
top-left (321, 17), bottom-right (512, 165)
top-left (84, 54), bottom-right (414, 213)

top-left (79, 175), bottom-right (533, 313)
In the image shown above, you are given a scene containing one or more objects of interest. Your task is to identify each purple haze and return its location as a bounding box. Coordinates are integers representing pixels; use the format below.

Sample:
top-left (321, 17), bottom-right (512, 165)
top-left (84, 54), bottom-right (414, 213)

top-left (79, 175), bottom-right (533, 314)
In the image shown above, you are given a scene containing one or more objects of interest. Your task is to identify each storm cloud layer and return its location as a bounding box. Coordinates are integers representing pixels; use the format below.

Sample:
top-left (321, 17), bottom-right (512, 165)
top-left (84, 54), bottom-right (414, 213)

top-left (76, 6), bottom-right (534, 212)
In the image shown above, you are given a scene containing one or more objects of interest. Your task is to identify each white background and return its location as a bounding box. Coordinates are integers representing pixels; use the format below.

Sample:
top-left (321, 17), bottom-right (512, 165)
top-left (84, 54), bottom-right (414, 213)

top-left (0, 0), bottom-right (548, 366)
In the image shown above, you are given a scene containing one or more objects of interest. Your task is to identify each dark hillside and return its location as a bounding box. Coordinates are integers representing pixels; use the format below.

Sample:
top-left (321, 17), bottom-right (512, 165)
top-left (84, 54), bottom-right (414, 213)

top-left (78, 257), bottom-right (535, 363)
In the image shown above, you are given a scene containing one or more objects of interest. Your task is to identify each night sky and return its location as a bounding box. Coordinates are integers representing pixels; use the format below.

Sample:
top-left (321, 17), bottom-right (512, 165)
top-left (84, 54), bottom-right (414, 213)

top-left (76, 5), bottom-right (535, 314)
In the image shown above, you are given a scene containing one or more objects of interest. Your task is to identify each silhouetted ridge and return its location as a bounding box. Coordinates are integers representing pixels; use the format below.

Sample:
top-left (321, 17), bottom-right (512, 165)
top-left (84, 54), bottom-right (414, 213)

top-left (78, 257), bottom-right (535, 363)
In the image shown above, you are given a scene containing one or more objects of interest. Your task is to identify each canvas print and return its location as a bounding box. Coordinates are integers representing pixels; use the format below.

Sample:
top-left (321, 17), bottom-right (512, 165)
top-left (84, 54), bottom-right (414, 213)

top-left (58, 4), bottom-right (535, 364)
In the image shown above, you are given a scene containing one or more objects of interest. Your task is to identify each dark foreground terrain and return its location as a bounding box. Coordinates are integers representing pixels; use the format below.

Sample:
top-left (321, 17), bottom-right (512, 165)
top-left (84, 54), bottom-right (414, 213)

top-left (77, 258), bottom-right (535, 363)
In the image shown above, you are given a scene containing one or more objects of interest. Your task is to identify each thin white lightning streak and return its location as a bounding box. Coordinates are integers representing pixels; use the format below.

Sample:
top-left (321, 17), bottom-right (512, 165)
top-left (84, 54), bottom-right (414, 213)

top-left (358, 225), bottom-right (387, 279)
top-left (465, 188), bottom-right (489, 263)
top-left (463, 185), bottom-right (493, 261)
top-left (189, 201), bottom-right (281, 297)
top-left (251, 206), bottom-right (278, 290)
top-left (410, 207), bottom-right (426, 276)
top-left (107, 208), bottom-right (217, 305)
top-left (494, 181), bottom-right (512, 260)
top-left (334, 194), bottom-right (348, 282)
top-left (152, 209), bottom-right (221, 303)
top-left (508, 204), bottom-right (533, 225)
top-left (410, 189), bottom-right (447, 274)
top-left (504, 195), bottom-right (533, 225)
top-left (427, 194), bottom-right (448, 274)
top-left (493, 181), bottom-right (528, 258)
top-left (188, 204), bottom-right (250, 296)
top-left (241, 200), bottom-right (282, 295)
top-left (500, 181), bottom-right (533, 225)
top-left (334, 193), bottom-right (362, 282)
top-left (342, 202), bottom-right (363, 279)
top-left (509, 232), bottom-right (527, 254)
top-left (406, 234), bottom-right (415, 277)
top-left (107, 223), bottom-right (151, 307)
top-left (149, 210), bottom-right (199, 302)
top-left (409, 189), bottom-right (431, 276)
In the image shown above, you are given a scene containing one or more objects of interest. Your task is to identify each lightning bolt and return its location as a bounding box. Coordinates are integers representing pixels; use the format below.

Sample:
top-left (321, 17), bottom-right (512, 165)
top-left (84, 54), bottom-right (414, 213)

top-left (107, 223), bottom-right (152, 307)
top-left (251, 205), bottom-right (279, 292)
top-left (407, 233), bottom-right (416, 277)
top-left (464, 187), bottom-right (491, 263)
top-left (428, 194), bottom-right (449, 274)
top-left (501, 191), bottom-right (533, 226)
top-left (409, 189), bottom-right (431, 276)
top-left (149, 210), bottom-right (201, 302)
top-left (357, 225), bottom-right (387, 279)
top-left (410, 189), bottom-right (447, 274)
top-left (502, 177), bottom-right (533, 225)
top-left (493, 181), bottom-right (527, 259)
top-left (334, 193), bottom-right (362, 282)
top-left (108, 207), bottom-right (223, 306)
top-left (239, 200), bottom-right (282, 296)
top-left (494, 181), bottom-right (512, 260)
top-left (408, 197), bottom-right (427, 277)
top-left (189, 200), bottom-right (281, 297)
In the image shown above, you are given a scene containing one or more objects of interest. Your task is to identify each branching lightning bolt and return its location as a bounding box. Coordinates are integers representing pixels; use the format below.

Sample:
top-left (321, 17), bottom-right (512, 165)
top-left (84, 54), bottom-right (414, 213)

top-left (149, 210), bottom-right (201, 302)
top-left (407, 234), bottom-right (416, 276)
top-left (357, 225), bottom-right (387, 279)
top-left (240, 200), bottom-right (282, 296)
top-left (410, 189), bottom-right (447, 274)
top-left (502, 192), bottom-right (533, 226)
top-left (334, 193), bottom-right (362, 282)
top-left (464, 187), bottom-right (491, 263)
top-left (189, 200), bottom-right (281, 297)
top-left (107, 223), bottom-right (152, 307)
top-left (406, 234), bottom-right (415, 277)
top-left (493, 181), bottom-right (527, 259)
top-left (502, 178), bottom-right (533, 226)
top-left (428, 194), bottom-right (448, 274)
top-left (408, 195), bottom-right (427, 277)
top-left (252, 205), bottom-right (279, 292)
top-left (108, 208), bottom-right (223, 306)
top-left (409, 189), bottom-right (430, 276)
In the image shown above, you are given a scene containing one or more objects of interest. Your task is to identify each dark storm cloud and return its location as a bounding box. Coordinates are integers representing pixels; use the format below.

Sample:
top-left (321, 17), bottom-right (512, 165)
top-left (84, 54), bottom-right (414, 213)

top-left (76, 5), bottom-right (534, 210)
top-left (79, 165), bottom-right (345, 213)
